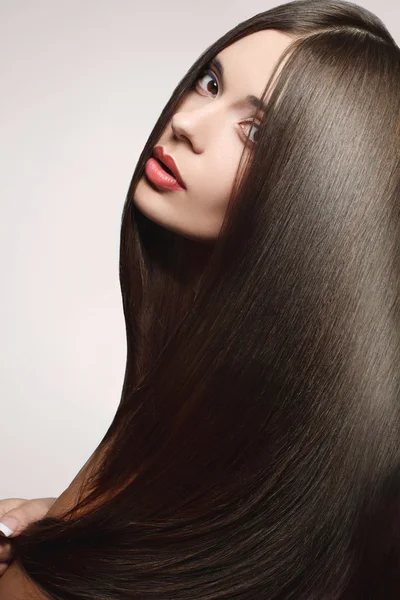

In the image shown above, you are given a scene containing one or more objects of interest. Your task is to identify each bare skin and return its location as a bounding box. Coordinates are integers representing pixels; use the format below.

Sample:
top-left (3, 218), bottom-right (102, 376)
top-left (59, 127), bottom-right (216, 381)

top-left (134, 30), bottom-right (294, 243)
top-left (0, 497), bottom-right (57, 572)
top-left (0, 449), bottom-right (102, 599)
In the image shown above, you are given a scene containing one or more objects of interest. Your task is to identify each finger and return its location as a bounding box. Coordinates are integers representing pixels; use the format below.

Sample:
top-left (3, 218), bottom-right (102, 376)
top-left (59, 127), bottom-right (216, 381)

top-left (0, 541), bottom-right (13, 562)
top-left (0, 499), bottom-right (30, 520)
top-left (0, 497), bottom-right (57, 538)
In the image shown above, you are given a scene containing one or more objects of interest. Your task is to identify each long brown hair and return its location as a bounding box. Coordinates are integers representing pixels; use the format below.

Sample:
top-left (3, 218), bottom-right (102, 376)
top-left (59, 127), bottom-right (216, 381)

top-left (12, 1), bottom-right (400, 598)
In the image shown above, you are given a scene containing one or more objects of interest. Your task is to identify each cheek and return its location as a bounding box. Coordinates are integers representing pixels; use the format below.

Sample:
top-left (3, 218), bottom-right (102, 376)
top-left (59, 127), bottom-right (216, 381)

top-left (196, 153), bottom-right (241, 214)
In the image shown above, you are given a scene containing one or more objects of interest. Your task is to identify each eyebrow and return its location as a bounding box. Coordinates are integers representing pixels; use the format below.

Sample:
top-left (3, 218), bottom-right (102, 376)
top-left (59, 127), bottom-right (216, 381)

top-left (209, 56), bottom-right (269, 114)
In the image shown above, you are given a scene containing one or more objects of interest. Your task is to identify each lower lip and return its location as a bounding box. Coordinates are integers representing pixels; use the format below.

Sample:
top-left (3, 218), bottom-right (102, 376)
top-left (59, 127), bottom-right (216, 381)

top-left (144, 158), bottom-right (185, 191)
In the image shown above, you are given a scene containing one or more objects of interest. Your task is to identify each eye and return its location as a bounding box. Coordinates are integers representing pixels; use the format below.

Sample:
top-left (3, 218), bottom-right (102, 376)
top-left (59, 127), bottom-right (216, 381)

top-left (239, 120), bottom-right (262, 145)
top-left (195, 69), bottom-right (219, 97)
top-left (194, 66), bottom-right (262, 146)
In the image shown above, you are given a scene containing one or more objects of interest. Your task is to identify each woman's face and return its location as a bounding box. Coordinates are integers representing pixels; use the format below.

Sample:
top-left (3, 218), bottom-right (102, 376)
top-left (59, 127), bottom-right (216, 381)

top-left (134, 29), bottom-right (294, 242)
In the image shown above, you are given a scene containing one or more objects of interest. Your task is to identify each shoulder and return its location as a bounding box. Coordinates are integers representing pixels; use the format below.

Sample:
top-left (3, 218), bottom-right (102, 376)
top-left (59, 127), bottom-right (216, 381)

top-left (0, 444), bottom-right (111, 600)
top-left (0, 558), bottom-right (48, 600)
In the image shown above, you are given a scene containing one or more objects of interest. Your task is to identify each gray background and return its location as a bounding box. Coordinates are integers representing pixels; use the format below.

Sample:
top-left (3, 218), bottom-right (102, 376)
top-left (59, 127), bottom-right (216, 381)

top-left (1, 0), bottom-right (399, 498)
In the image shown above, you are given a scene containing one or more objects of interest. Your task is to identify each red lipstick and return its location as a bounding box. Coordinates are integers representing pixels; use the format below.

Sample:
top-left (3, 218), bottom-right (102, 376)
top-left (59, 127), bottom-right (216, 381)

top-left (144, 146), bottom-right (186, 192)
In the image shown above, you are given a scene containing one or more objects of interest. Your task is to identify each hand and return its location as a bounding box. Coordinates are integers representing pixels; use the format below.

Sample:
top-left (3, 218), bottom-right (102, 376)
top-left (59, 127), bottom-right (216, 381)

top-left (0, 497), bottom-right (57, 577)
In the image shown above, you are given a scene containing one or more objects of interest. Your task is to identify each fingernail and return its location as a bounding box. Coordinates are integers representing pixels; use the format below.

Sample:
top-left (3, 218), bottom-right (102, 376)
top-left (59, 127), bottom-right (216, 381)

top-left (0, 517), bottom-right (19, 537)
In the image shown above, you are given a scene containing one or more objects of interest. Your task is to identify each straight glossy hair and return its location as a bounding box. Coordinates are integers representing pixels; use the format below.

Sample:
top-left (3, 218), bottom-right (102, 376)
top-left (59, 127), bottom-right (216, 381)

top-left (12, 0), bottom-right (400, 598)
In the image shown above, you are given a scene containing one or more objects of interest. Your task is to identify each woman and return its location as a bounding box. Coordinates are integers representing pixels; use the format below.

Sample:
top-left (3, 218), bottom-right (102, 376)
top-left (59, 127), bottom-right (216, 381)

top-left (1, 0), bottom-right (399, 597)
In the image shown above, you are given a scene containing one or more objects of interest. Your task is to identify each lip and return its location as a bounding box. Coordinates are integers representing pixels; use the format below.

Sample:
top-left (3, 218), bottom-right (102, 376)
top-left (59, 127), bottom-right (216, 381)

top-left (144, 158), bottom-right (185, 192)
top-left (153, 146), bottom-right (186, 189)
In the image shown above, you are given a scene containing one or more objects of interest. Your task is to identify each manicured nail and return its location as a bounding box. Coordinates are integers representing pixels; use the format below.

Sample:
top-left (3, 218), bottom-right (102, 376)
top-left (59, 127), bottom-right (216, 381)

top-left (0, 517), bottom-right (19, 537)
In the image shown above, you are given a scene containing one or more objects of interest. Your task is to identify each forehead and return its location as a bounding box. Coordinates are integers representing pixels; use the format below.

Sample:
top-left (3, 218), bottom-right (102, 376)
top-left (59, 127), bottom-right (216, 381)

top-left (216, 29), bottom-right (295, 100)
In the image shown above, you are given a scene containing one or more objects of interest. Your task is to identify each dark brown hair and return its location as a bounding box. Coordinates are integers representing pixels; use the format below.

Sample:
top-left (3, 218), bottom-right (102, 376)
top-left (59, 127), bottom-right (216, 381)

top-left (12, 0), bottom-right (400, 598)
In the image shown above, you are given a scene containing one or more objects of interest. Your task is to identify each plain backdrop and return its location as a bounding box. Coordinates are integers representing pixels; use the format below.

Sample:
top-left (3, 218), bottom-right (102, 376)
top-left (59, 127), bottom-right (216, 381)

top-left (1, 0), bottom-right (399, 499)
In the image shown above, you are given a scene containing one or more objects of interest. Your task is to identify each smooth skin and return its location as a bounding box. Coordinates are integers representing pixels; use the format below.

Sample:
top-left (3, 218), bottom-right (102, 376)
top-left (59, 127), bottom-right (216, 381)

top-left (0, 498), bottom-right (57, 575)
top-left (0, 449), bottom-right (101, 598)
top-left (134, 29), bottom-right (294, 242)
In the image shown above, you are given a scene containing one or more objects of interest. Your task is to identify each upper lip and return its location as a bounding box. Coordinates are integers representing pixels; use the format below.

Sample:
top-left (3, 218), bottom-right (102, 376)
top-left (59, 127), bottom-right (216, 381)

top-left (153, 146), bottom-right (186, 189)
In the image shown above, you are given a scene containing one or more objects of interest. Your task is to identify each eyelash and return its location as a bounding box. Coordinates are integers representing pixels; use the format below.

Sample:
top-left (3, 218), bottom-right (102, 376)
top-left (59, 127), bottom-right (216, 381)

top-left (193, 68), bottom-right (262, 146)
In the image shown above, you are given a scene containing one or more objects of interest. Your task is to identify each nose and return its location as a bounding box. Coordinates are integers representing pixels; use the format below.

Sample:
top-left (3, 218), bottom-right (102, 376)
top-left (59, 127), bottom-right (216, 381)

top-left (171, 102), bottom-right (225, 154)
top-left (171, 112), bottom-right (202, 153)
